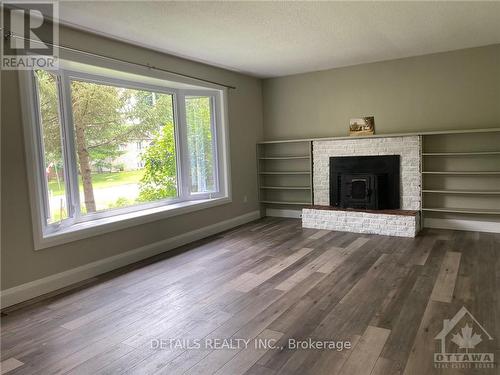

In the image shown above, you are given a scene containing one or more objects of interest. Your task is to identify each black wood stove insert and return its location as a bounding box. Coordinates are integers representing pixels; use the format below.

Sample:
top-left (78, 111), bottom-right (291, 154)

top-left (329, 155), bottom-right (400, 210)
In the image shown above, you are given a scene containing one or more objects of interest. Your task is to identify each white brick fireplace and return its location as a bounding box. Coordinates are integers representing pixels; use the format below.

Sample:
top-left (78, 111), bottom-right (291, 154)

top-left (313, 136), bottom-right (421, 209)
top-left (302, 136), bottom-right (422, 237)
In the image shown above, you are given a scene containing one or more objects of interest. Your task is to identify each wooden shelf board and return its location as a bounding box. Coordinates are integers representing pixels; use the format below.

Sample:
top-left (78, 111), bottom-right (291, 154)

top-left (423, 171), bottom-right (500, 175)
top-left (423, 151), bottom-right (500, 156)
top-left (423, 190), bottom-right (500, 195)
top-left (259, 156), bottom-right (310, 160)
top-left (422, 208), bottom-right (500, 215)
top-left (257, 127), bottom-right (500, 144)
top-left (260, 200), bottom-right (311, 205)
top-left (259, 171), bottom-right (310, 175)
top-left (260, 186), bottom-right (311, 190)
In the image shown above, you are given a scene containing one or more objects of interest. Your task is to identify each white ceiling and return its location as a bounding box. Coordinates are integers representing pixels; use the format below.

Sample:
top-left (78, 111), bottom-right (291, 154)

top-left (52, 1), bottom-right (500, 78)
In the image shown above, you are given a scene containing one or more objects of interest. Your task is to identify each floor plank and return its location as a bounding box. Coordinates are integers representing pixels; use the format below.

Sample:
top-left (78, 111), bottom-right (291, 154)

top-left (430, 251), bottom-right (461, 303)
top-left (215, 329), bottom-right (283, 375)
top-left (337, 325), bottom-right (390, 375)
top-left (0, 358), bottom-right (24, 374)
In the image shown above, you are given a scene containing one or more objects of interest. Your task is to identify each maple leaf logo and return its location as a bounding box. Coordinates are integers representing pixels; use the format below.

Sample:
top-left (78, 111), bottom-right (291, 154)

top-left (451, 324), bottom-right (482, 352)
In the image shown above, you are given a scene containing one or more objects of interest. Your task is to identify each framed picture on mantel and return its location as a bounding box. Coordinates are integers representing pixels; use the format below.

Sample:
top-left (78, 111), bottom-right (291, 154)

top-left (349, 116), bottom-right (375, 136)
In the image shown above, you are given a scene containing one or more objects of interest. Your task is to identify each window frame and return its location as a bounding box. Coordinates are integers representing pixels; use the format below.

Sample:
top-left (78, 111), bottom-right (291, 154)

top-left (19, 59), bottom-right (231, 250)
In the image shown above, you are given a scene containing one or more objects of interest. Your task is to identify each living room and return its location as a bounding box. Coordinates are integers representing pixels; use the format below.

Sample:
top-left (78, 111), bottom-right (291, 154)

top-left (1, 2), bottom-right (499, 374)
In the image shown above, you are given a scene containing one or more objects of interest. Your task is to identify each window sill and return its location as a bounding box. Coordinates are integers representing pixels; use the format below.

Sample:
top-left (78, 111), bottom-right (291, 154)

top-left (36, 196), bottom-right (231, 250)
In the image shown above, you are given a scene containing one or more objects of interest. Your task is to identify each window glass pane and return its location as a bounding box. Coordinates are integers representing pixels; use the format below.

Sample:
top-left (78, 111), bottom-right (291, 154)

top-left (185, 96), bottom-right (216, 193)
top-left (35, 70), bottom-right (69, 224)
top-left (69, 79), bottom-right (177, 214)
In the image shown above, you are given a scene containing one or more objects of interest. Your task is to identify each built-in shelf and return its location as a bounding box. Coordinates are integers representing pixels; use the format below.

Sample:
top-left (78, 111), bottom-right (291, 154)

top-left (423, 151), bottom-right (500, 156)
top-left (260, 200), bottom-right (311, 205)
top-left (258, 156), bottom-right (310, 160)
top-left (260, 186), bottom-right (311, 190)
top-left (422, 130), bottom-right (500, 227)
top-left (256, 129), bottom-right (500, 228)
top-left (257, 140), bottom-right (313, 208)
top-left (259, 171), bottom-right (310, 175)
top-left (423, 207), bottom-right (500, 215)
top-left (423, 190), bottom-right (500, 195)
top-left (423, 171), bottom-right (500, 175)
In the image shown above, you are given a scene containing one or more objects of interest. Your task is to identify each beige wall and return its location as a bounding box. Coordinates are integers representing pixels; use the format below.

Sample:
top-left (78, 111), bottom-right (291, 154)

top-left (263, 44), bottom-right (500, 140)
top-left (1, 26), bottom-right (263, 290)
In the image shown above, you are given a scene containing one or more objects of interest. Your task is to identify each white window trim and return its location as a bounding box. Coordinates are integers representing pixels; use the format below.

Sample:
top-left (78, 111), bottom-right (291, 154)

top-left (19, 58), bottom-right (231, 251)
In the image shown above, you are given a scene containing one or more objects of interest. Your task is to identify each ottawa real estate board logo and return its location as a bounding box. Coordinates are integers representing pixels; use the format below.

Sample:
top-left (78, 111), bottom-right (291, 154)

top-left (434, 306), bottom-right (495, 369)
top-left (1, 1), bottom-right (59, 69)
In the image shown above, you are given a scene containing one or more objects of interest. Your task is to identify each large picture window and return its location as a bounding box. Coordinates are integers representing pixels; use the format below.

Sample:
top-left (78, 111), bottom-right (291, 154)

top-left (23, 61), bottom-right (228, 247)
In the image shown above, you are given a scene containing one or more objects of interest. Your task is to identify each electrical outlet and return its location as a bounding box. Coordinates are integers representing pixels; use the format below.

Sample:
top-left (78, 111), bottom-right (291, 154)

top-left (243, 195), bottom-right (248, 203)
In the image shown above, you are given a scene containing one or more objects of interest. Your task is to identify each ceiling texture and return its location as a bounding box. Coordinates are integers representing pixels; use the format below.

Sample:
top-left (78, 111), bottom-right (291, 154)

top-left (50, 1), bottom-right (500, 77)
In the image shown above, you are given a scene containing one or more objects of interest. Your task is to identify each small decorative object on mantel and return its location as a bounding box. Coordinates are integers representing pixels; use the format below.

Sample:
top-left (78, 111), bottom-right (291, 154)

top-left (349, 116), bottom-right (375, 136)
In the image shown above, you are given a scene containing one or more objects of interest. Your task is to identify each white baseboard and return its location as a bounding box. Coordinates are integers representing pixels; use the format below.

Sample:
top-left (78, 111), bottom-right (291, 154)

top-left (424, 218), bottom-right (500, 233)
top-left (1, 210), bottom-right (261, 309)
top-left (266, 208), bottom-right (302, 219)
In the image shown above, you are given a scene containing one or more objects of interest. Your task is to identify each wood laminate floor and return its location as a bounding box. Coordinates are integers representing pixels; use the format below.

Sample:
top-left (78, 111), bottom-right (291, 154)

top-left (1, 218), bottom-right (499, 375)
